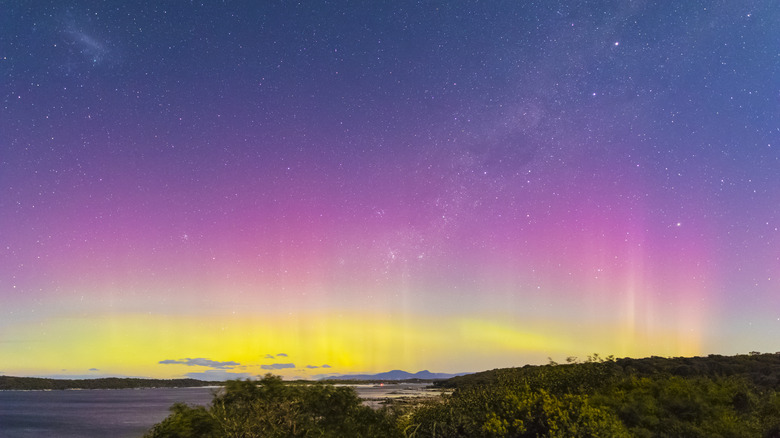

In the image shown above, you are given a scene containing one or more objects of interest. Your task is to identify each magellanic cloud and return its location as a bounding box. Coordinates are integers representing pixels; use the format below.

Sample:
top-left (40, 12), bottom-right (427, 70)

top-left (3, 1), bottom-right (774, 382)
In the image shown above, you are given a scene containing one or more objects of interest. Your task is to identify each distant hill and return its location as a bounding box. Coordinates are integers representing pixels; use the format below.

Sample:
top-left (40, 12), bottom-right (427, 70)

top-left (0, 376), bottom-right (221, 390)
top-left (325, 369), bottom-right (469, 381)
top-left (434, 353), bottom-right (780, 391)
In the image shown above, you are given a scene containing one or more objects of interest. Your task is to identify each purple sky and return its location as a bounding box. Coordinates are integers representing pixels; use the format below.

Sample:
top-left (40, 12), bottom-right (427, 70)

top-left (1, 1), bottom-right (778, 379)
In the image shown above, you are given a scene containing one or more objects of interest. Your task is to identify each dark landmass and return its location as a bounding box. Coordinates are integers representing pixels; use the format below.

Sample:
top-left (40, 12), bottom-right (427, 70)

top-left (324, 369), bottom-right (469, 382)
top-left (0, 369), bottom-right (465, 390)
top-left (144, 353), bottom-right (780, 437)
top-left (0, 375), bottom-right (222, 390)
top-left (436, 352), bottom-right (780, 390)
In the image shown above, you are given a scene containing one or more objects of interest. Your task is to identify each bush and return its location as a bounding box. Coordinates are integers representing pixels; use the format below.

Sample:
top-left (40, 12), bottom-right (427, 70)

top-left (403, 381), bottom-right (628, 437)
top-left (146, 356), bottom-right (780, 438)
top-left (144, 374), bottom-right (400, 438)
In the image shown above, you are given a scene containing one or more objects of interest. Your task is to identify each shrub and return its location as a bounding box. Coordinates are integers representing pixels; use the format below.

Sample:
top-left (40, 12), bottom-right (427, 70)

top-left (145, 374), bottom-right (400, 438)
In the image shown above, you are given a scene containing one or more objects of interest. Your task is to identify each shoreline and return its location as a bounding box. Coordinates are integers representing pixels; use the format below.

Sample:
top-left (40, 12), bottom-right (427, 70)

top-left (0, 385), bottom-right (224, 392)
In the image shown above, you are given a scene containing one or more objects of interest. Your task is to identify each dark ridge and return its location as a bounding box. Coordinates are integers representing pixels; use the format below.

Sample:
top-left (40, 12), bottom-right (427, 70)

top-left (0, 376), bottom-right (222, 390)
top-left (434, 352), bottom-right (780, 391)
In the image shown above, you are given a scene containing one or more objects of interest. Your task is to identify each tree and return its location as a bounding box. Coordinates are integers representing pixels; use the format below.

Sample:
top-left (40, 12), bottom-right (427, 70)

top-left (145, 374), bottom-right (401, 438)
top-left (143, 403), bottom-right (219, 438)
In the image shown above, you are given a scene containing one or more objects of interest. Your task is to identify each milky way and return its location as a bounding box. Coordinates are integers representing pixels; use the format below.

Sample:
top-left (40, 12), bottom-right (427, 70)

top-left (1, 1), bottom-right (778, 379)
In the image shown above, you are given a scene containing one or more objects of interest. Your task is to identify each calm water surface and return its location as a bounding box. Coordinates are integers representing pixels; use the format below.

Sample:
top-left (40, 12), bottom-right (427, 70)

top-left (0, 383), bottom-right (437, 437)
top-left (0, 387), bottom-right (217, 438)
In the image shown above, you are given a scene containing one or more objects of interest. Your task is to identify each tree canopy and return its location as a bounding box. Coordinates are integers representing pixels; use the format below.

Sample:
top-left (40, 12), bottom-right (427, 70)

top-left (145, 354), bottom-right (780, 437)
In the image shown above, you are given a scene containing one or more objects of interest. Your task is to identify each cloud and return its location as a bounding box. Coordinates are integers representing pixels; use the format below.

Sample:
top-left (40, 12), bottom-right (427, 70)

top-left (261, 363), bottom-right (295, 370)
top-left (159, 358), bottom-right (240, 370)
top-left (89, 368), bottom-right (99, 371)
top-left (306, 365), bottom-right (319, 369)
top-left (321, 364), bottom-right (331, 368)
top-left (185, 370), bottom-right (252, 381)
top-left (276, 353), bottom-right (288, 357)
top-left (264, 354), bottom-right (275, 359)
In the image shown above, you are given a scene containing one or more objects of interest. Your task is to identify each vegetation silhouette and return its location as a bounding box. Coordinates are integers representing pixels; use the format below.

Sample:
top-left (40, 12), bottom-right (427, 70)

top-left (145, 354), bottom-right (780, 437)
top-left (0, 376), bottom-right (219, 390)
top-left (144, 374), bottom-right (401, 437)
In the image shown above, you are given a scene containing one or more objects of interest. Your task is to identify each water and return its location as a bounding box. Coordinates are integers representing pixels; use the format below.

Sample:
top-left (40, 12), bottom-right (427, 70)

top-left (348, 383), bottom-right (444, 408)
top-left (0, 387), bottom-right (217, 438)
top-left (0, 383), bottom-right (439, 437)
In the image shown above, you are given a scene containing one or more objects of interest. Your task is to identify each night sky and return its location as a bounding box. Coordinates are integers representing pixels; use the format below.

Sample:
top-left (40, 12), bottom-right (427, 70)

top-left (2, 1), bottom-right (779, 380)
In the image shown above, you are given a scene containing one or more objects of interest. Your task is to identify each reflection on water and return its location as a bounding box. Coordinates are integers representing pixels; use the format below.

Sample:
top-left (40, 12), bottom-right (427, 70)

top-left (0, 387), bottom-right (217, 438)
top-left (349, 382), bottom-right (448, 408)
top-left (0, 383), bottom-right (446, 437)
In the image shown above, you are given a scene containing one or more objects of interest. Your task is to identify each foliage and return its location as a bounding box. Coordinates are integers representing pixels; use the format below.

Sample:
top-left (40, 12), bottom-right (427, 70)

top-left (144, 374), bottom-right (401, 438)
top-left (438, 353), bottom-right (780, 392)
top-left (145, 403), bottom-right (220, 438)
top-left (402, 359), bottom-right (629, 437)
top-left (593, 375), bottom-right (774, 437)
top-left (403, 384), bottom-right (628, 437)
top-left (143, 354), bottom-right (780, 437)
top-left (409, 354), bottom-right (780, 438)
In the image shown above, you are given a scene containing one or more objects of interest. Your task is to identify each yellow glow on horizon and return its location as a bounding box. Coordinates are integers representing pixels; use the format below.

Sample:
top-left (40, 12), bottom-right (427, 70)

top-left (459, 319), bottom-right (575, 353)
top-left (0, 311), bottom-right (703, 379)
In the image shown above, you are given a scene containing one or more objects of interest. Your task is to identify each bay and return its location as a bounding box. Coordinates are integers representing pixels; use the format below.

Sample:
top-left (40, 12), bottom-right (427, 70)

top-left (0, 383), bottom-right (437, 437)
top-left (0, 387), bottom-right (217, 438)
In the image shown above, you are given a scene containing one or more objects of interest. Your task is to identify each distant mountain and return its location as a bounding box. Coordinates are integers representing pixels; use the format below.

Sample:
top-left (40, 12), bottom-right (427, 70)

top-left (325, 370), bottom-right (469, 381)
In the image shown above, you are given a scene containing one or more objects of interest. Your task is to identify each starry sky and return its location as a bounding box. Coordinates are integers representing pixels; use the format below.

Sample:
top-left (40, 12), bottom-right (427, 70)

top-left (1, 1), bottom-right (779, 380)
